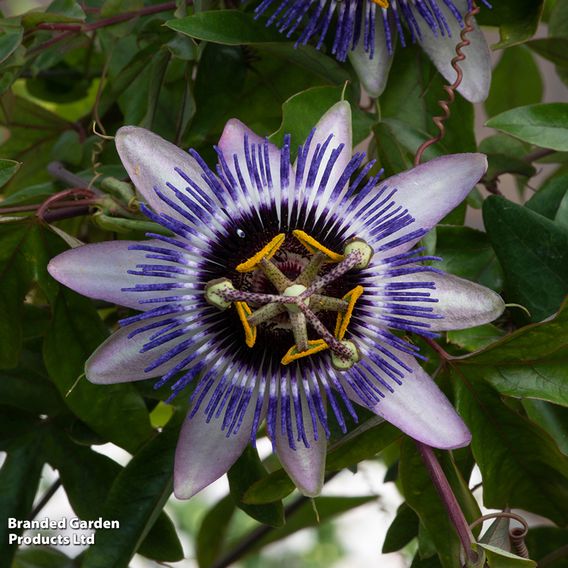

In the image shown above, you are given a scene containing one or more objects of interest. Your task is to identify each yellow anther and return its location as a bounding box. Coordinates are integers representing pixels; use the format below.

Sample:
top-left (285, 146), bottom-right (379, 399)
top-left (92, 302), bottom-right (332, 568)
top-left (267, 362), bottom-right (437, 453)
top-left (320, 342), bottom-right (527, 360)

top-left (281, 339), bottom-right (328, 365)
top-left (235, 301), bottom-right (257, 348)
top-left (334, 285), bottom-right (364, 340)
top-left (292, 230), bottom-right (344, 263)
top-left (372, 0), bottom-right (389, 8)
top-left (236, 233), bottom-right (285, 273)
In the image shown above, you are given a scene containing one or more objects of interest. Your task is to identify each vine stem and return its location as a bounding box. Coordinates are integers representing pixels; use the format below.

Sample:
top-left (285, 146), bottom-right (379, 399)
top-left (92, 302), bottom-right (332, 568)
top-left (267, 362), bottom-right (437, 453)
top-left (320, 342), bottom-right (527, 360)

top-left (28, 1), bottom-right (193, 55)
top-left (417, 442), bottom-right (479, 566)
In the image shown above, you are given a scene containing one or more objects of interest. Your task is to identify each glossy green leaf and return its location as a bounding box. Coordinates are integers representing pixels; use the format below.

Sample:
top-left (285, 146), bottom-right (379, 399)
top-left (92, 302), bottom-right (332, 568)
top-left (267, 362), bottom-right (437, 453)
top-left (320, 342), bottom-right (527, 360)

top-left (228, 445), bottom-right (284, 527)
top-left (525, 172), bottom-right (568, 219)
top-left (269, 85), bottom-right (376, 153)
top-left (483, 196), bottom-right (568, 322)
top-left (523, 399), bottom-right (568, 455)
top-left (486, 104), bottom-right (568, 152)
top-left (447, 325), bottom-right (505, 352)
top-left (474, 543), bottom-right (536, 567)
top-left (166, 10), bottom-right (285, 44)
top-left (525, 526), bottom-right (568, 565)
top-left (82, 414), bottom-right (184, 567)
top-left (435, 226), bottom-right (504, 292)
top-left (0, 158), bottom-right (21, 187)
top-left (452, 299), bottom-right (568, 406)
top-left (527, 37), bottom-right (568, 67)
top-left (382, 503), bottom-right (419, 553)
top-left (0, 20), bottom-right (23, 65)
top-left (477, 0), bottom-right (545, 49)
top-left (485, 47), bottom-right (543, 118)
top-left (455, 381), bottom-right (568, 525)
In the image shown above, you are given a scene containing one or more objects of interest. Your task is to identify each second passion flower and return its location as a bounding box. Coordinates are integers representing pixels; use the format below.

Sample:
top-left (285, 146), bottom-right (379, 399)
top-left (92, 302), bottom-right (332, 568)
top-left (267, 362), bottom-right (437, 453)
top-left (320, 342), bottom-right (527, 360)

top-left (48, 102), bottom-right (503, 498)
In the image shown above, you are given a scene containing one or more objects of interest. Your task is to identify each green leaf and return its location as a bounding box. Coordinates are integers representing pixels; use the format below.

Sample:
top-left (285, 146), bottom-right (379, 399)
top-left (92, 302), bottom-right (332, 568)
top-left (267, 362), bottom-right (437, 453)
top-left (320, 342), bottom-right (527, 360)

top-left (228, 445), bottom-right (285, 527)
top-left (523, 399), bottom-right (568, 455)
top-left (474, 543), bottom-right (537, 567)
top-left (527, 37), bottom-right (568, 67)
top-left (525, 172), bottom-right (568, 219)
top-left (382, 503), bottom-right (419, 553)
top-left (0, 19), bottom-right (23, 66)
top-left (0, 159), bottom-right (20, 188)
top-left (455, 381), bottom-right (568, 525)
top-left (82, 414), bottom-right (184, 567)
top-left (0, 93), bottom-right (70, 193)
top-left (43, 286), bottom-right (153, 453)
top-left (477, 0), bottom-right (545, 49)
top-left (447, 325), bottom-right (505, 353)
top-left (486, 104), bottom-right (568, 152)
top-left (0, 436), bottom-right (44, 565)
top-left (13, 548), bottom-right (74, 568)
top-left (166, 10), bottom-right (285, 44)
top-left (483, 196), bottom-right (568, 322)
top-left (451, 299), bottom-right (568, 406)
top-left (269, 85), bottom-right (376, 154)
top-left (435, 226), bottom-right (504, 292)
top-left (196, 496), bottom-right (235, 568)
top-left (485, 47), bottom-right (543, 118)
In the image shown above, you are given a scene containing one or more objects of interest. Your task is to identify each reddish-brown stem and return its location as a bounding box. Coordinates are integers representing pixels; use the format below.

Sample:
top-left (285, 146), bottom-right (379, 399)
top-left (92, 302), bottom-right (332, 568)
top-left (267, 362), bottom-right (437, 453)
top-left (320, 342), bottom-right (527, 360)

top-left (0, 198), bottom-right (98, 215)
top-left (418, 443), bottom-right (479, 566)
top-left (29, 1), bottom-right (193, 55)
top-left (36, 188), bottom-right (96, 221)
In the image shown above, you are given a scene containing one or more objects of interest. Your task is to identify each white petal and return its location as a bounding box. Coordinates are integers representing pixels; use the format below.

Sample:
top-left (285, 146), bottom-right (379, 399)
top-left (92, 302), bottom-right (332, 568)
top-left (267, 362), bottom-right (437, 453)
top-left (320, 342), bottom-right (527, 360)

top-left (47, 240), bottom-right (186, 311)
top-left (348, 17), bottom-right (394, 98)
top-left (377, 153), bottom-right (487, 256)
top-left (300, 101), bottom-right (353, 216)
top-left (389, 271), bottom-right (505, 331)
top-left (86, 317), bottom-right (195, 384)
top-left (348, 350), bottom-right (470, 449)
top-left (419, 0), bottom-right (491, 103)
top-left (273, 382), bottom-right (327, 497)
top-left (116, 126), bottom-right (217, 223)
top-left (174, 388), bottom-right (262, 499)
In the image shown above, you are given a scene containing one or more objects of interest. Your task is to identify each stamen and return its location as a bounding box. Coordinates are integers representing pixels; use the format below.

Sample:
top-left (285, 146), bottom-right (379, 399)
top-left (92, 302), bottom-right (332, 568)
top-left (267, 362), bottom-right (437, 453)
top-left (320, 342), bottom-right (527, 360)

top-left (293, 229), bottom-right (344, 262)
top-left (335, 285), bottom-right (364, 340)
top-left (281, 339), bottom-right (328, 365)
top-left (236, 233), bottom-right (285, 272)
top-left (235, 301), bottom-right (256, 347)
top-left (372, 0), bottom-right (389, 7)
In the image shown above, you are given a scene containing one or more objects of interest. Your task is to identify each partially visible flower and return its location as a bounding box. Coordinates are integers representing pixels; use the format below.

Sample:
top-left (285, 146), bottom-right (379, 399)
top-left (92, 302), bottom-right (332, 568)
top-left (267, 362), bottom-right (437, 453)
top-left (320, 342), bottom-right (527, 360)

top-left (48, 103), bottom-right (503, 498)
top-left (254, 0), bottom-right (492, 102)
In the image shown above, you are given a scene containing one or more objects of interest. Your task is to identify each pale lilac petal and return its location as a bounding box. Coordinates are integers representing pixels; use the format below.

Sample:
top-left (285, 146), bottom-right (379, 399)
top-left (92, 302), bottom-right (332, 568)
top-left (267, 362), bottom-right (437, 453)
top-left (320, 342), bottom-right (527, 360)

top-left (299, 101), bottom-right (353, 211)
top-left (349, 350), bottom-right (470, 449)
top-left (389, 271), bottom-right (505, 331)
top-left (379, 154), bottom-right (487, 256)
top-left (86, 318), bottom-right (192, 384)
top-left (273, 387), bottom-right (327, 497)
top-left (174, 390), bottom-right (262, 499)
top-left (348, 19), bottom-right (393, 98)
top-left (116, 126), bottom-right (213, 221)
top-left (419, 0), bottom-right (491, 103)
top-left (47, 240), bottom-right (183, 311)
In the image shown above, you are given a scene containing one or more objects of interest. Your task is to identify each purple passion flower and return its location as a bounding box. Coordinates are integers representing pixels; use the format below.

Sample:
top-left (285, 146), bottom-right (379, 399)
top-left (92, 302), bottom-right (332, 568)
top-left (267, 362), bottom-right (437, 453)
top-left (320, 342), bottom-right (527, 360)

top-left (254, 0), bottom-right (492, 102)
top-left (48, 102), bottom-right (503, 498)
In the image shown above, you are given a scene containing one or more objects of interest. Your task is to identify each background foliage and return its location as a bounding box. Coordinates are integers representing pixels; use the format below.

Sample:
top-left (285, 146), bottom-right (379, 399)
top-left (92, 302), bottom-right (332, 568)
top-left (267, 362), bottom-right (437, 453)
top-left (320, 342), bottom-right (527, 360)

top-left (0, 0), bottom-right (567, 567)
